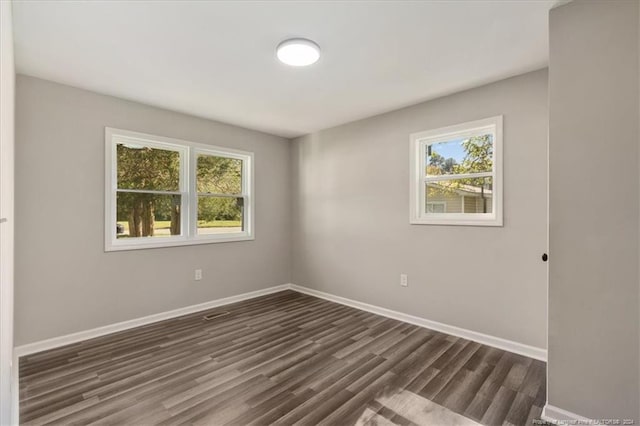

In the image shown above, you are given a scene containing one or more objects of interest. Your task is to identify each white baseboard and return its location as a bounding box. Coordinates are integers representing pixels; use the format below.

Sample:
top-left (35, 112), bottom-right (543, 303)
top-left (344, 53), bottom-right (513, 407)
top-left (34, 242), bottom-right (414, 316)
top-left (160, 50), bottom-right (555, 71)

top-left (13, 284), bottom-right (290, 358)
top-left (14, 283), bottom-right (547, 362)
top-left (290, 284), bottom-right (547, 361)
top-left (10, 352), bottom-right (18, 426)
top-left (542, 404), bottom-right (591, 423)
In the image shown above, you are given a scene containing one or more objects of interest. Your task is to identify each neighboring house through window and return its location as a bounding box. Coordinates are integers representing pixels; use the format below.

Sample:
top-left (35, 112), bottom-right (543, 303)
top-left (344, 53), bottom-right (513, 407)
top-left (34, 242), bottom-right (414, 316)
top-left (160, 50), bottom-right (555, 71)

top-left (426, 201), bottom-right (446, 213)
top-left (409, 116), bottom-right (503, 226)
top-left (105, 128), bottom-right (254, 251)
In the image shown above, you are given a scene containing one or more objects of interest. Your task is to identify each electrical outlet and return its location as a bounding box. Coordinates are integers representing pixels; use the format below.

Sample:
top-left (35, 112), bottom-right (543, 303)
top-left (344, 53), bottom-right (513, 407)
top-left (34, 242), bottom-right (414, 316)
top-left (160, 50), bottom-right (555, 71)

top-left (400, 273), bottom-right (408, 287)
top-left (195, 269), bottom-right (202, 281)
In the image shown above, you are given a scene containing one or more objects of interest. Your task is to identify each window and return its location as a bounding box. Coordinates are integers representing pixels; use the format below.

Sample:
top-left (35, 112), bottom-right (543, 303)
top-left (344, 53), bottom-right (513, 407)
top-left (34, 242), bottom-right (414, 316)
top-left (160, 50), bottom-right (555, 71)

top-left (105, 128), bottom-right (254, 251)
top-left (409, 116), bottom-right (503, 226)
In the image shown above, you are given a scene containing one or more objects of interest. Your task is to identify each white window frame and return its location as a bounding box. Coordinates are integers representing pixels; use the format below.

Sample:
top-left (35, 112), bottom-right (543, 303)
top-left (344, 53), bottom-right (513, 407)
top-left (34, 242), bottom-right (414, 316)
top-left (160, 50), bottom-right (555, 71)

top-left (105, 128), bottom-right (254, 251)
top-left (409, 116), bottom-right (503, 226)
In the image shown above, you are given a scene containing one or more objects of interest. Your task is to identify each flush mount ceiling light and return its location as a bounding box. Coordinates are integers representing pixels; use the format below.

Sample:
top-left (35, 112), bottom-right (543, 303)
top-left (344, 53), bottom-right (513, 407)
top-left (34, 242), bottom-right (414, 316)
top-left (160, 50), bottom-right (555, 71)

top-left (276, 38), bottom-right (320, 67)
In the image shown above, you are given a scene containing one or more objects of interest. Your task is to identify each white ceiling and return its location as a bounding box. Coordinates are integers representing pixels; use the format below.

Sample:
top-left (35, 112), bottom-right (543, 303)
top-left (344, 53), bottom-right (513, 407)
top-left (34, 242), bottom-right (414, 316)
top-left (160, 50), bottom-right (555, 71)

top-left (12, 1), bottom-right (555, 138)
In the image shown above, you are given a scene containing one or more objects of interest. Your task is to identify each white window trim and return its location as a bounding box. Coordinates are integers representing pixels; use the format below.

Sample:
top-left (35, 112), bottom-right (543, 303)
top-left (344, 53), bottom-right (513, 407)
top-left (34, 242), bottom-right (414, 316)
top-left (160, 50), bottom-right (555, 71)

top-left (409, 116), bottom-right (503, 227)
top-left (105, 127), bottom-right (255, 251)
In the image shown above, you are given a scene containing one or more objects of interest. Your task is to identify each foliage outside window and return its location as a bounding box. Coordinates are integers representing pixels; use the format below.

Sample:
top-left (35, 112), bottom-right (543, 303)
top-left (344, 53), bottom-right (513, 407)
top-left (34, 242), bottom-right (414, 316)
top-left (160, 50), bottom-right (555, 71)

top-left (409, 116), bottom-right (503, 226)
top-left (105, 128), bottom-right (253, 251)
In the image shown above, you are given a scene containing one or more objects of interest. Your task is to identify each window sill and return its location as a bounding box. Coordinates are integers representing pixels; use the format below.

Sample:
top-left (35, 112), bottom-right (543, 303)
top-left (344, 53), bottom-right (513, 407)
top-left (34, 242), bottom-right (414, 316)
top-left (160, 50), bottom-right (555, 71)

top-left (410, 215), bottom-right (503, 227)
top-left (105, 234), bottom-right (255, 252)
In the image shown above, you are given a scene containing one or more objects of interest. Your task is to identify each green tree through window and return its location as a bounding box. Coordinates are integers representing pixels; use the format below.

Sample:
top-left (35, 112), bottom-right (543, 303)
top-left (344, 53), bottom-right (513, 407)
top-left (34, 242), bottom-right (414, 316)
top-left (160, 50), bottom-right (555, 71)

top-left (116, 144), bottom-right (180, 237)
top-left (427, 135), bottom-right (493, 213)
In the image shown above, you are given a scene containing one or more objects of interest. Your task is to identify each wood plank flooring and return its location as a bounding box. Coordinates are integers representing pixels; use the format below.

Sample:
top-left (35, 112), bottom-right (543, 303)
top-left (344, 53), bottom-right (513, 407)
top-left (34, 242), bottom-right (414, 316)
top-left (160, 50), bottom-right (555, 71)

top-left (19, 290), bottom-right (546, 425)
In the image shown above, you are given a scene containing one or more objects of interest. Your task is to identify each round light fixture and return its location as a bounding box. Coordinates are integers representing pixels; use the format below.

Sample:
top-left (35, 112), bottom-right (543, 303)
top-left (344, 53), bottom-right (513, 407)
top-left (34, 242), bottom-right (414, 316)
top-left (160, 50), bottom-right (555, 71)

top-left (276, 38), bottom-right (320, 66)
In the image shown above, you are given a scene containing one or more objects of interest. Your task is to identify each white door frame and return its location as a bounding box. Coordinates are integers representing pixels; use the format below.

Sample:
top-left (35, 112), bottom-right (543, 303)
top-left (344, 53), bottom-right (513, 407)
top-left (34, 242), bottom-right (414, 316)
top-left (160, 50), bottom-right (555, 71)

top-left (0, 0), bottom-right (16, 424)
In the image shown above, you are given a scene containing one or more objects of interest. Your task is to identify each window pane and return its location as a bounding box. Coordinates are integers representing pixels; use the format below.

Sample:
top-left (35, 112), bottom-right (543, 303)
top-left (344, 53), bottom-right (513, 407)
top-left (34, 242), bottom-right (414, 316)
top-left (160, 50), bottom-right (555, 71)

top-left (426, 177), bottom-right (493, 214)
top-left (197, 196), bottom-right (243, 235)
top-left (197, 155), bottom-right (243, 195)
top-left (117, 144), bottom-right (180, 191)
top-left (116, 192), bottom-right (181, 238)
top-left (426, 134), bottom-right (493, 176)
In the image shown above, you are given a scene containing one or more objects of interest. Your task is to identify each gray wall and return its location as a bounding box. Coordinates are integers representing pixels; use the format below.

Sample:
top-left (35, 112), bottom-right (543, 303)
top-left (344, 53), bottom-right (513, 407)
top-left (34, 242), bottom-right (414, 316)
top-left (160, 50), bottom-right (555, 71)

top-left (291, 69), bottom-right (549, 350)
top-left (548, 0), bottom-right (640, 421)
top-left (15, 75), bottom-right (291, 346)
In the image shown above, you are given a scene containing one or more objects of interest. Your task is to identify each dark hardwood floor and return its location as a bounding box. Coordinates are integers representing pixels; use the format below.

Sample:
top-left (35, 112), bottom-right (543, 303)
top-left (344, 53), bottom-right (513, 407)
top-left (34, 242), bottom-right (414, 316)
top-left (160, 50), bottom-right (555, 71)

top-left (19, 290), bottom-right (546, 425)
